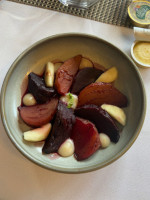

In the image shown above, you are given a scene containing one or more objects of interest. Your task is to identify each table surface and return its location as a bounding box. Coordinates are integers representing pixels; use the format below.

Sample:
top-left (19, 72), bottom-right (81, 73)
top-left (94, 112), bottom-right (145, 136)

top-left (0, 1), bottom-right (150, 200)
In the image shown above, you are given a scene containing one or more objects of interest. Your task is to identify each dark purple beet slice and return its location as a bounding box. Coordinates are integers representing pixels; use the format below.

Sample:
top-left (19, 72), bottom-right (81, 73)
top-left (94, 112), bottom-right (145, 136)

top-left (75, 104), bottom-right (120, 143)
top-left (42, 101), bottom-right (76, 154)
top-left (71, 67), bottom-right (103, 94)
top-left (28, 72), bottom-right (57, 104)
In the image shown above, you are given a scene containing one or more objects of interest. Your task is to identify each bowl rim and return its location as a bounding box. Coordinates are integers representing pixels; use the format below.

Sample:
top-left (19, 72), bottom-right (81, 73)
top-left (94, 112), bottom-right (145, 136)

top-left (131, 40), bottom-right (150, 68)
top-left (0, 33), bottom-right (147, 173)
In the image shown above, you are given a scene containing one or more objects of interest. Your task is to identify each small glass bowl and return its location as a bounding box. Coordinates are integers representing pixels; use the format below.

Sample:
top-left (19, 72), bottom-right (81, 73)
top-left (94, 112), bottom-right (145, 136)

top-left (59, 0), bottom-right (99, 9)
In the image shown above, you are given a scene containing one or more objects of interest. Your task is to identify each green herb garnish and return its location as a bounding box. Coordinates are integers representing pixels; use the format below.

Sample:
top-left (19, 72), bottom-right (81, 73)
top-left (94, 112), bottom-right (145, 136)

top-left (67, 93), bottom-right (74, 109)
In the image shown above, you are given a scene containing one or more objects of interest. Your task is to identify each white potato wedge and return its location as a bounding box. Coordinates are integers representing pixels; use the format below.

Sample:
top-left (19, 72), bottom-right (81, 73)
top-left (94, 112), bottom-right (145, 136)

top-left (99, 133), bottom-right (110, 148)
top-left (58, 139), bottom-right (75, 157)
top-left (60, 93), bottom-right (78, 109)
top-left (101, 104), bottom-right (126, 126)
top-left (44, 62), bottom-right (55, 87)
top-left (96, 67), bottom-right (118, 83)
top-left (79, 57), bottom-right (93, 69)
top-left (24, 123), bottom-right (51, 142)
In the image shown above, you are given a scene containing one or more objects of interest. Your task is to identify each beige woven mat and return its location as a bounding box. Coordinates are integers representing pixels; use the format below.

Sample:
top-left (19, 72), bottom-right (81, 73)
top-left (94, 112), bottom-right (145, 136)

top-left (8, 0), bottom-right (133, 27)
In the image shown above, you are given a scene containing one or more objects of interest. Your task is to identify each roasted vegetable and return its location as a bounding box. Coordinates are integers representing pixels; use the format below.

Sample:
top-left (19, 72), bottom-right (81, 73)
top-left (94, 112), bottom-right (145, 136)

top-left (42, 101), bottom-right (76, 154)
top-left (75, 104), bottom-right (120, 143)
top-left (55, 55), bottom-right (82, 95)
top-left (18, 98), bottom-right (58, 127)
top-left (28, 72), bottom-right (56, 104)
top-left (71, 67), bottom-right (103, 94)
top-left (78, 82), bottom-right (128, 108)
top-left (71, 117), bottom-right (101, 161)
top-left (44, 62), bottom-right (55, 87)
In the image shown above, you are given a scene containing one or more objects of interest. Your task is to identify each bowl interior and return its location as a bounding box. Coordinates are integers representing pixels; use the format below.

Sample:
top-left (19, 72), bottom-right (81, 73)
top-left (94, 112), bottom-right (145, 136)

top-left (1, 34), bottom-right (146, 173)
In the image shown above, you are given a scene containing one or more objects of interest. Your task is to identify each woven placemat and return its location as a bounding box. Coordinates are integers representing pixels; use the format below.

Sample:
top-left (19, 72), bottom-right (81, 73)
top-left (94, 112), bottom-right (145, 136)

top-left (8, 0), bottom-right (133, 27)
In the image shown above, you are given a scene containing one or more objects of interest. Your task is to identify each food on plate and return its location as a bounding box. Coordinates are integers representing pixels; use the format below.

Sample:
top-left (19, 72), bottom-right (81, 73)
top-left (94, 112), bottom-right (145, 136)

top-left (78, 82), bottom-right (128, 108)
top-left (18, 98), bottom-right (58, 127)
top-left (60, 93), bottom-right (78, 109)
top-left (24, 123), bottom-right (52, 142)
top-left (96, 67), bottom-right (118, 83)
top-left (44, 62), bottom-right (55, 87)
top-left (55, 55), bottom-right (82, 95)
top-left (101, 104), bottom-right (126, 126)
top-left (23, 93), bottom-right (37, 106)
top-left (71, 67), bottom-right (103, 94)
top-left (58, 139), bottom-right (75, 157)
top-left (75, 104), bottom-right (120, 143)
top-left (71, 118), bottom-right (101, 161)
top-left (18, 55), bottom-right (128, 161)
top-left (28, 72), bottom-right (56, 104)
top-left (99, 133), bottom-right (110, 148)
top-left (42, 101), bottom-right (76, 154)
top-left (79, 57), bottom-right (93, 69)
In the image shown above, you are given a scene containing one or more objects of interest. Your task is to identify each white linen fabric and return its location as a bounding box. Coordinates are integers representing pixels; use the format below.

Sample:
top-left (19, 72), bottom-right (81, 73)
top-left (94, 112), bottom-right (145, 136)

top-left (0, 1), bottom-right (150, 200)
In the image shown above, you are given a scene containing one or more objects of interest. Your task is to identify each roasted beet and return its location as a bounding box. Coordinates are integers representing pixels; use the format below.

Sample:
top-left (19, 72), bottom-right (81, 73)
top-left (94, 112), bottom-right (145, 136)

top-left (71, 67), bottom-right (103, 94)
top-left (18, 98), bottom-right (58, 127)
top-left (28, 72), bottom-right (57, 104)
top-left (71, 117), bottom-right (101, 161)
top-left (42, 101), bottom-right (76, 154)
top-left (78, 82), bottom-right (128, 108)
top-left (55, 55), bottom-right (82, 95)
top-left (75, 104), bottom-right (120, 143)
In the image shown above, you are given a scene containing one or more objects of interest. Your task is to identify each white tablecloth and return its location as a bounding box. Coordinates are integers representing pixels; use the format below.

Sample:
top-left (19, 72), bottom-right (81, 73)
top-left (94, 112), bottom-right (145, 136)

top-left (0, 1), bottom-right (150, 199)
